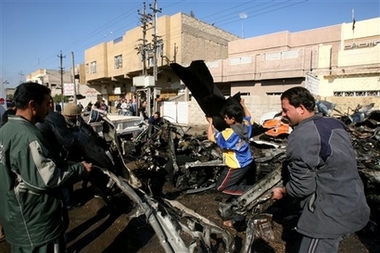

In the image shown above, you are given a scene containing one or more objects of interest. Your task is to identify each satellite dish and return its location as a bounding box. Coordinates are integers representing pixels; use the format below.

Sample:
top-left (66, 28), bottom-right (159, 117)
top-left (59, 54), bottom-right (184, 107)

top-left (190, 11), bottom-right (195, 17)
top-left (239, 12), bottom-right (247, 19)
top-left (239, 12), bottom-right (248, 38)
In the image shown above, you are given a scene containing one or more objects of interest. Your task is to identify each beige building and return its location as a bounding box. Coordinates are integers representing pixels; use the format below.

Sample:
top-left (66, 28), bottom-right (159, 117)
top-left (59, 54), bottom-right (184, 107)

top-left (84, 14), bottom-right (379, 114)
top-left (84, 12), bottom-right (239, 104)
top-left (25, 15), bottom-right (379, 124)
top-left (165, 17), bottom-right (380, 125)
top-left (206, 17), bottom-right (380, 98)
top-left (26, 69), bottom-right (72, 98)
top-left (26, 67), bottom-right (101, 108)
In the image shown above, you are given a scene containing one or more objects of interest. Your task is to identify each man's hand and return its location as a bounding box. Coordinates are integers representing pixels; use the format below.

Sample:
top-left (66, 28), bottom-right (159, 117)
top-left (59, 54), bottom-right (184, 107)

top-left (82, 161), bottom-right (93, 173)
top-left (272, 187), bottom-right (287, 200)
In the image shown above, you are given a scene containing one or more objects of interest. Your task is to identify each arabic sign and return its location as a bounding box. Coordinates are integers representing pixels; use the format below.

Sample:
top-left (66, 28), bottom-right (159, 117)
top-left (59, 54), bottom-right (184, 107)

top-left (63, 83), bottom-right (75, 96)
top-left (305, 73), bottom-right (320, 96)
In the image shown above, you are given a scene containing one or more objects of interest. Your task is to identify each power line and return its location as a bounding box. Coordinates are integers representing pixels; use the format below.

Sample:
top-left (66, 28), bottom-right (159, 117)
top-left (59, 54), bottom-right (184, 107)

top-left (209, 0), bottom-right (309, 28)
top-left (27, 0), bottom-right (310, 73)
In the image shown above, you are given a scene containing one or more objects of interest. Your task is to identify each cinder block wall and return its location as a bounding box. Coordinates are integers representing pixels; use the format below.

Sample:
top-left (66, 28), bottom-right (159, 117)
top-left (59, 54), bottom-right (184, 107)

top-left (186, 96), bottom-right (380, 126)
top-left (187, 95), bottom-right (282, 126)
top-left (325, 97), bottom-right (380, 116)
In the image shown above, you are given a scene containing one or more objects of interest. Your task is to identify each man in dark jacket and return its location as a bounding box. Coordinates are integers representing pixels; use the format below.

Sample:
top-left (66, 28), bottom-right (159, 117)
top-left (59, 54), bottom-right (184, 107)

top-left (0, 82), bottom-right (92, 253)
top-left (148, 111), bottom-right (162, 125)
top-left (271, 87), bottom-right (370, 253)
top-left (36, 101), bottom-right (83, 212)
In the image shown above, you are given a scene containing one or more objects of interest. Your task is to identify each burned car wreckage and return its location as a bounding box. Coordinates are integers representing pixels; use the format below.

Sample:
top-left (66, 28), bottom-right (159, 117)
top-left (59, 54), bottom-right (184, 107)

top-left (71, 60), bottom-right (379, 252)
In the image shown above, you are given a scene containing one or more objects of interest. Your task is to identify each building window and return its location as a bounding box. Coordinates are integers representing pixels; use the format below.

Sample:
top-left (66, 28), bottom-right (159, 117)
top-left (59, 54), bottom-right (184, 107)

top-left (91, 61), bottom-right (97, 74)
top-left (333, 90), bottom-right (380, 97)
top-left (85, 63), bottom-right (89, 74)
top-left (265, 50), bottom-right (299, 61)
top-left (266, 92), bottom-right (282, 96)
top-left (113, 36), bottom-right (123, 44)
top-left (115, 55), bottom-right (123, 69)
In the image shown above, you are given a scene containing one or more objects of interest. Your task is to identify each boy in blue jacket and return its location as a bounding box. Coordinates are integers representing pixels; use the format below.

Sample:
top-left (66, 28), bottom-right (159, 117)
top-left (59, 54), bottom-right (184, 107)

top-left (207, 98), bottom-right (253, 196)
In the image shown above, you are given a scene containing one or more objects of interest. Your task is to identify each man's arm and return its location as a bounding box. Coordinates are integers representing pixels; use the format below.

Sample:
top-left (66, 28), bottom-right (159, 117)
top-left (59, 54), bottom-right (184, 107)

top-left (206, 116), bottom-right (216, 142)
top-left (284, 132), bottom-right (318, 198)
top-left (18, 138), bottom-right (92, 192)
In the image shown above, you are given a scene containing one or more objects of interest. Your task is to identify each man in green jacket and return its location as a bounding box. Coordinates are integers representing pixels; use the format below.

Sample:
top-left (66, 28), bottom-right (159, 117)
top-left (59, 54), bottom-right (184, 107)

top-left (0, 82), bottom-right (92, 253)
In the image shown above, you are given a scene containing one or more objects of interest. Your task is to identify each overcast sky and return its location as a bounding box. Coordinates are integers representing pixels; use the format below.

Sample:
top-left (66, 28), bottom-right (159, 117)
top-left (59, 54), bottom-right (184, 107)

top-left (1, 0), bottom-right (379, 88)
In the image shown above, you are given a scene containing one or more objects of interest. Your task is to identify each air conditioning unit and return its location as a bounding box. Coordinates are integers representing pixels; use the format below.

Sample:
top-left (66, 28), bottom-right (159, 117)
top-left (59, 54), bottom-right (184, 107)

top-left (133, 76), bottom-right (155, 87)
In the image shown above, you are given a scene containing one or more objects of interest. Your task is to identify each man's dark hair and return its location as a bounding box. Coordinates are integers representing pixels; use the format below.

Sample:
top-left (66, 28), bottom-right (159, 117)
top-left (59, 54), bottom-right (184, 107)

top-left (281, 87), bottom-right (315, 112)
top-left (2, 107), bottom-right (16, 126)
top-left (224, 104), bottom-right (244, 123)
top-left (14, 82), bottom-right (51, 109)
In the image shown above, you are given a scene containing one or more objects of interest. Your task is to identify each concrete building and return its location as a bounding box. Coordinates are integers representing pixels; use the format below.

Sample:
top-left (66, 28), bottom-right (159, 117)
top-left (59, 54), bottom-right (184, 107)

top-left (26, 69), bottom-right (72, 98)
top-left (170, 17), bottom-right (380, 125)
top-left (25, 15), bottom-right (379, 125)
top-left (206, 17), bottom-right (380, 98)
top-left (84, 12), bottom-right (239, 107)
top-left (26, 67), bottom-right (101, 109)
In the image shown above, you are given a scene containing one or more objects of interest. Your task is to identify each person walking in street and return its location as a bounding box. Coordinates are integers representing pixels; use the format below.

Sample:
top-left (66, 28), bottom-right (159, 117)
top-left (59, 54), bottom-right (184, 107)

top-left (271, 87), bottom-right (370, 253)
top-left (121, 98), bottom-right (132, 116)
top-left (138, 100), bottom-right (149, 120)
top-left (0, 82), bottom-right (92, 253)
top-left (131, 95), bottom-right (137, 116)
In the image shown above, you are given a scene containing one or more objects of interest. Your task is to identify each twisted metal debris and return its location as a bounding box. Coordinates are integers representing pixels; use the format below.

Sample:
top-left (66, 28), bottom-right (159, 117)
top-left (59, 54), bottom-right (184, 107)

top-left (77, 102), bottom-right (379, 252)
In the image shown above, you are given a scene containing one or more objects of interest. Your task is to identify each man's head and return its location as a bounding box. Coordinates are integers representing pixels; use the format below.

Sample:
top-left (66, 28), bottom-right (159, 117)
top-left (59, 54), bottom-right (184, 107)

top-left (63, 103), bottom-right (81, 122)
top-left (280, 87), bottom-right (315, 126)
top-left (13, 82), bottom-right (51, 124)
top-left (153, 111), bottom-right (160, 120)
top-left (223, 104), bottom-right (243, 125)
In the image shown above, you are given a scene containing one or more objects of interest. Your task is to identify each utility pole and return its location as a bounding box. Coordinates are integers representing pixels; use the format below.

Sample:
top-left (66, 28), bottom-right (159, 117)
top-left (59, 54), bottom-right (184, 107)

top-left (150, 0), bottom-right (161, 112)
top-left (71, 51), bottom-right (77, 103)
top-left (18, 71), bottom-right (24, 84)
top-left (137, 2), bottom-right (151, 76)
top-left (136, 2), bottom-right (154, 117)
top-left (58, 50), bottom-right (66, 110)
